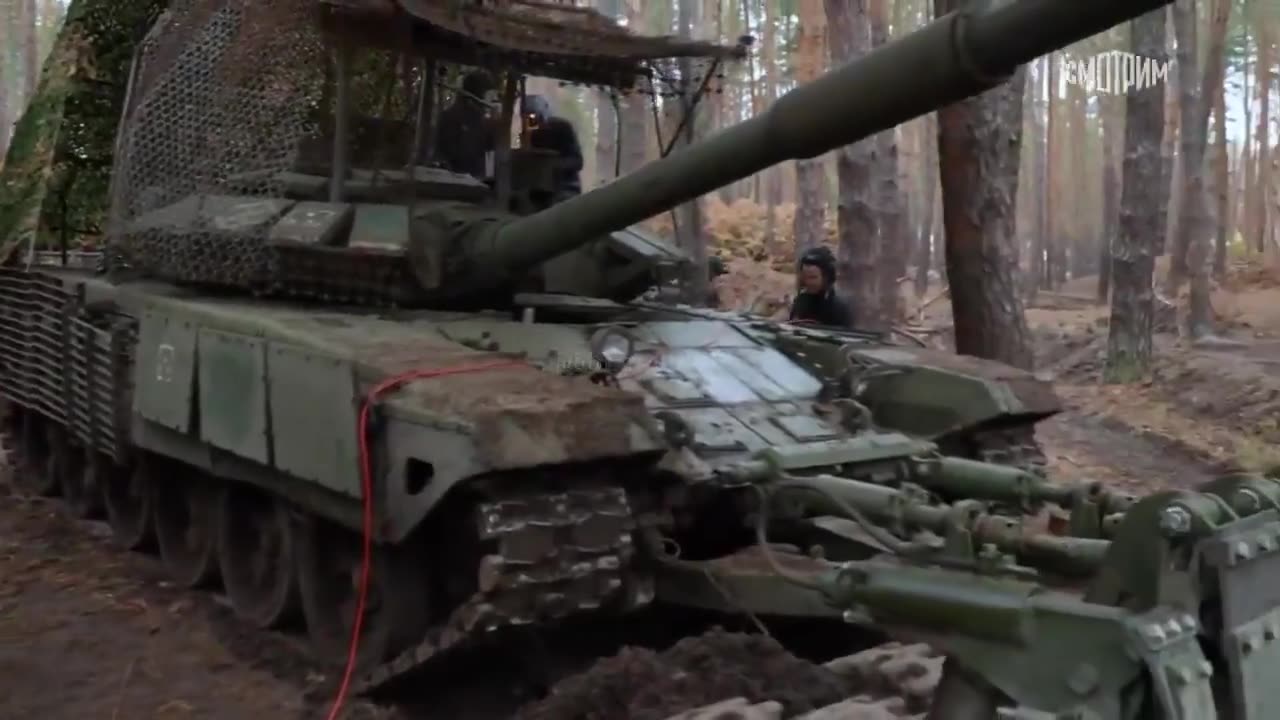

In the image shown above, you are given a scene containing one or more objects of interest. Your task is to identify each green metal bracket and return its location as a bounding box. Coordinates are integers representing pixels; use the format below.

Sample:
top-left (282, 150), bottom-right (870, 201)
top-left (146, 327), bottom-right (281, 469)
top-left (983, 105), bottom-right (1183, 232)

top-left (1123, 608), bottom-right (1216, 720)
top-left (1198, 509), bottom-right (1280, 719)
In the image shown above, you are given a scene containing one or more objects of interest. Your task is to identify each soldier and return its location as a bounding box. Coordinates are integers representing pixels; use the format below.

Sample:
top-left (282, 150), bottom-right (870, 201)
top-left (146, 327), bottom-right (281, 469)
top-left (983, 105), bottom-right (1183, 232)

top-left (706, 255), bottom-right (728, 308)
top-left (435, 70), bottom-right (497, 178)
top-left (523, 94), bottom-right (583, 205)
top-left (789, 246), bottom-right (853, 328)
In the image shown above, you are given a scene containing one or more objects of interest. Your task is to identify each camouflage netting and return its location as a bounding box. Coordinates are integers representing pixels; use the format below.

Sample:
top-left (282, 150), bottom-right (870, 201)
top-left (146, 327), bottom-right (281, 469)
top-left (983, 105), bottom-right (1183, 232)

top-left (103, 0), bottom-right (330, 288)
top-left (101, 0), bottom-right (740, 297)
top-left (0, 0), bottom-right (168, 265)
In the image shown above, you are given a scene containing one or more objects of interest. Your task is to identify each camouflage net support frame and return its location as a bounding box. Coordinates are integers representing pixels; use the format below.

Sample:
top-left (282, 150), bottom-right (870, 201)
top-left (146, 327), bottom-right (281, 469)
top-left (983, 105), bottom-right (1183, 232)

top-left (104, 0), bottom-right (327, 290)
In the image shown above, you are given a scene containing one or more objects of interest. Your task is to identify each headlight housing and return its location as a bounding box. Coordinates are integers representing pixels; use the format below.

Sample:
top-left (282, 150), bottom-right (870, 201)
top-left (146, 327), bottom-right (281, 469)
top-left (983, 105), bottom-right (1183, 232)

top-left (590, 326), bottom-right (635, 372)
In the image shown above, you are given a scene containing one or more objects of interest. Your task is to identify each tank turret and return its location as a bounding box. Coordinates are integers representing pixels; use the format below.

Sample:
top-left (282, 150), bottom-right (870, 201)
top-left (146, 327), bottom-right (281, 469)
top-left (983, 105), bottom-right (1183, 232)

top-left (109, 0), bottom-right (1166, 308)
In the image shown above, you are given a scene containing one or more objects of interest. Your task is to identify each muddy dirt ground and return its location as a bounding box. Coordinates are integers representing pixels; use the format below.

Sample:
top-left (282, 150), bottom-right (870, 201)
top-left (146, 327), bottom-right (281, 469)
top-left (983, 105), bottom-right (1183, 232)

top-left (3, 261), bottom-right (1278, 720)
top-left (0, 482), bottom-right (328, 720)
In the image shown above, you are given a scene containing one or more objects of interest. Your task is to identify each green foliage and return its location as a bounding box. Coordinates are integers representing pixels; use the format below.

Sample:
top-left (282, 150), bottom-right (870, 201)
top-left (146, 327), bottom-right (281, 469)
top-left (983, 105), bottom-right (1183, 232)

top-left (0, 26), bottom-right (78, 254)
top-left (0, 0), bottom-right (168, 258)
top-left (1224, 0), bottom-right (1254, 83)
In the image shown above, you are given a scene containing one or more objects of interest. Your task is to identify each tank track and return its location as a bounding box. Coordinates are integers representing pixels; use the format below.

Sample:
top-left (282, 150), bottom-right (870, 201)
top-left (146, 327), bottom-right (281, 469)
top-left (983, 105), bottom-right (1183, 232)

top-left (354, 484), bottom-right (641, 692)
top-left (1, 396), bottom-right (642, 698)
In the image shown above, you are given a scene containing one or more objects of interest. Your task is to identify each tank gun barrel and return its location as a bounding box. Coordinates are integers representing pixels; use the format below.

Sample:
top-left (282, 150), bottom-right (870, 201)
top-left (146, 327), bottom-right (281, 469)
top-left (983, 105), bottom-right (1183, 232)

top-left (464, 0), bottom-right (1170, 279)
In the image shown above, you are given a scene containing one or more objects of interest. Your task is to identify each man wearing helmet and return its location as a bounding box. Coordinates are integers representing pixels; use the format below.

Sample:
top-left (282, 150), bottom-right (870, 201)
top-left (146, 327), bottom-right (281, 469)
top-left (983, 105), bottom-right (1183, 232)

top-left (523, 94), bottom-right (583, 206)
top-left (789, 246), bottom-right (853, 328)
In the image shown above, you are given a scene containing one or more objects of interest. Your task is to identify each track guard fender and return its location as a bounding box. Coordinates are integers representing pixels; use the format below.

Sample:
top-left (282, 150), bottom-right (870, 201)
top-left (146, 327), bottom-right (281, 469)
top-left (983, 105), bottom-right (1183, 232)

top-left (845, 345), bottom-right (1062, 440)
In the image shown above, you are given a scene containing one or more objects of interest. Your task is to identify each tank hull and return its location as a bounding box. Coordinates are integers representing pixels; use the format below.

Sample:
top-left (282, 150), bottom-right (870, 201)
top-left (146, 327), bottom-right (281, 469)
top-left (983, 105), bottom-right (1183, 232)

top-left (0, 263), bottom-right (1067, 694)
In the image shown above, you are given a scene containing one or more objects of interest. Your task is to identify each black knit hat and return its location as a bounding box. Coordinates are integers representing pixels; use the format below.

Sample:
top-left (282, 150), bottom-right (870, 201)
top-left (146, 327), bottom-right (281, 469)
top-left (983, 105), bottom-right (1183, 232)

top-left (798, 246), bottom-right (836, 285)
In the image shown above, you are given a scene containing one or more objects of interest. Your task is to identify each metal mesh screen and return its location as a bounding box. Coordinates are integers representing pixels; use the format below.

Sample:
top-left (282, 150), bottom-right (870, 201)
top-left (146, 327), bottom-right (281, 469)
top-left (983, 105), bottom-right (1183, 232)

top-left (105, 0), bottom-right (327, 289)
top-left (103, 0), bottom-right (738, 303)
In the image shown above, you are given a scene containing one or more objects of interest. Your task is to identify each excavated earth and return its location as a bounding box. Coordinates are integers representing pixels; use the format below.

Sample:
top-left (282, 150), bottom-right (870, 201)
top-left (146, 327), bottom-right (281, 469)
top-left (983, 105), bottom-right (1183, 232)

top-left (513, 633), bottom-right (942, 720)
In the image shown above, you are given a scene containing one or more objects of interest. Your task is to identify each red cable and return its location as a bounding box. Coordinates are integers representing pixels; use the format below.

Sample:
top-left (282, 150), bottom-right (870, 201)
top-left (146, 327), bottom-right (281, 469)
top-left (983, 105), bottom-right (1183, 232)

top-left (324, 359), bottom-right (526, 720)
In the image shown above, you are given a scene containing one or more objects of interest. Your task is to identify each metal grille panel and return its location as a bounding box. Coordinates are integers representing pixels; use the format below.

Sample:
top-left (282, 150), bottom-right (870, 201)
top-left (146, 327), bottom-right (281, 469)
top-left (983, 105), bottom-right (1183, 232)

top-left (0, 268), bottom-right (135, 459)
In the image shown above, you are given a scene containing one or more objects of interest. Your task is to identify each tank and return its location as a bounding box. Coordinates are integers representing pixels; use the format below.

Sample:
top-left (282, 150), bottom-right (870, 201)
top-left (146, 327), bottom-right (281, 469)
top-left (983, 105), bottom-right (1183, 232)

top-left (5, 0), bottom-right (1243, 717)
top-left (96, 0), bottom-right (1069, 474)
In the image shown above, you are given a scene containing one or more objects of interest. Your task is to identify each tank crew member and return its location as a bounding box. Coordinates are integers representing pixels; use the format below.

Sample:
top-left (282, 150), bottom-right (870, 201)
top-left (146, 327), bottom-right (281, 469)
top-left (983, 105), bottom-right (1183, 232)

top-left (706, 255), bottom-right (728, 308)
top-left (435, 70), bottom-right (497, 178)
top-left (523, 94), bottom-right (583, 205)
top-left (789, 246), bottom-right (853, 328)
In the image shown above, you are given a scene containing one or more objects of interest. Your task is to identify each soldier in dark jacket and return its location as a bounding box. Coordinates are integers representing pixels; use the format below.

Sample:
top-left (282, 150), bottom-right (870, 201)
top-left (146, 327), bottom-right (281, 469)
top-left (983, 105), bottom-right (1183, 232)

top-left (706, 255), bottom-right (728, 308)
top-left (435, 71), bottom-right (497, 178)
top-left (789, 246), bottom-right (853, 328)
top-left (523, 94), bottom-right (583, 205)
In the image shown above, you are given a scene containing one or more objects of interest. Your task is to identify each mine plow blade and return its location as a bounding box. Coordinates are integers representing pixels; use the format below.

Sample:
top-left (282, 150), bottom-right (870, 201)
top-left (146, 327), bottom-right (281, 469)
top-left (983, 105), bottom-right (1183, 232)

top-left (649, 470), bottom-right (1280, 719)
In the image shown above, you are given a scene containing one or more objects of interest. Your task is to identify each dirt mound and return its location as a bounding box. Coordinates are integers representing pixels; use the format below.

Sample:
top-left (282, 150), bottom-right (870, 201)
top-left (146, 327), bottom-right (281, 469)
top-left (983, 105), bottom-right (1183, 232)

top-left (515, 631), bottom-right (945, 720)
top-left (820, 643), bottom-right (941, 717)
top-left (0, 420), bottom-right (413, 720)
top-left (1150, 343), bottom-right (1280, 450)
top-left (514, 628), bottom-right (851, 720)
top-left (1221, 260), bottom-right (1280, 293)
top-left (654, 642), bottom-right (943, 720)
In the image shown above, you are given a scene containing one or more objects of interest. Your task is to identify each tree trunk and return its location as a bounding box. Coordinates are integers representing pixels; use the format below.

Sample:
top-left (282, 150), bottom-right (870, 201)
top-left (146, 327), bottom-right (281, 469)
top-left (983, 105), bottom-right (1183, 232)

top-left (1237, 141), bottom-right (1249, 249)
top-left (1271, 148), bottom-right (1280, 255)
top-left (593, 0), bottom-right (621, 186)
top-left (914, 112), bottom-right (938, 298)
top-left (1028, 59), bottom-right (1046, 301)
top-left (621, 0), bottom-right (649, 176)
top-left (23, 0), bottom-right (40, 98)
top-left (1183, 0), bottom-right (1226, 338)
top-left (1166, 0), bottom-right (1228, 304)
top-left (1241, 23), bottom-right (1256, 253)
top-left (1043, 57), bottom-right (1057, 290)
top-left (1105, 9), bottom-right (1167, 382)
top-left (1163, 3), bottom-right (1195, 296)
top-left (826, 0), bottom-right (879, 328)
top-left (762, 0), bottom-right (781, 255)
top-left (1159, 7), bottom-right (1177, 256)
top-left (676, 0), bottom-right (708, 304)
top-left (742, 0), bottom-right (761, 204)
top-left (0, 2), bottom-right (9, 154)
top-left (1254, 24), bottom-right (1272, 255)
top-left (1211, 13), bottom-right (1231, 279)
top-left (792, 0), bottom-right (828, 254)
top-left (869, 0), bottom-right (905, 324)
top-left (594, 95), bottom-right (617, 186)
top-left (1172, 0), bottom-right (1230, 337)
top-left (1064, 77), bottom-right (1087, 285)
top-left (931, 189), bottom-right (945, 285)
top-left (933, 0), bottom-right (1032, 369)
top-left (1098, 97), bottom-right (1121, 304)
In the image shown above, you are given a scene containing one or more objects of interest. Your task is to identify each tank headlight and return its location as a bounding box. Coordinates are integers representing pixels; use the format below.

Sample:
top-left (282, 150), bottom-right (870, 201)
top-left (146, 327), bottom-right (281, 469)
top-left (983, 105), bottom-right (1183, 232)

top-left (590, 326), bottom-right (634, 372)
